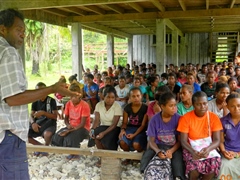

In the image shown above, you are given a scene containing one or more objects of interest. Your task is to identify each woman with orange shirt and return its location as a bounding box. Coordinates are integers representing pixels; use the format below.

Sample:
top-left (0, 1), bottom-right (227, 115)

top-left (177, 91), bottom-right (223, 179)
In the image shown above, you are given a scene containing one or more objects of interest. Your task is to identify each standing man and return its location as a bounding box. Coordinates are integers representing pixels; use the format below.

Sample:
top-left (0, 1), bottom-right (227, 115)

top-left (0, 9), bottom-right (79, 179)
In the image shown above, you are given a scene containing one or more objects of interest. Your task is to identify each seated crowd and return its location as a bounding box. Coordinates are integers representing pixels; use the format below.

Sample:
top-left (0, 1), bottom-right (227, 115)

top-left (28, 61), bottom-right (240, 179)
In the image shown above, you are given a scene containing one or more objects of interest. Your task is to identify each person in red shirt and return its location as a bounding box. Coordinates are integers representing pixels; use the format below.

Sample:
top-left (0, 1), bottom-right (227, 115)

top-left (52, 83), bottom-right (91, 160)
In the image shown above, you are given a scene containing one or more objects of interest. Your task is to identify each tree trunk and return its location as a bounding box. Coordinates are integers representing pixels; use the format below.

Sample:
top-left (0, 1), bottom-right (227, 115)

top-left (31, 51), bottom-right (40, 75)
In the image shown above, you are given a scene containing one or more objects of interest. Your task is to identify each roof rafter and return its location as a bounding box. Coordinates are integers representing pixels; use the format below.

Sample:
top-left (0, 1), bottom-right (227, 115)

top-left (102, 4), bottom-right (125, 14)
top-left (230, 0), bottom-right (236, 8)
top-left (130, 20), bottom-right (155, 34)
top-left (81, 22), bottom-right (132, 39)
top-left (126, 2), bottom-right (144, 13)
top-left (58, 7), bottom-right (87, 16)
top-left (206, 0), bottom-right (209, 10)
top-left (150, 0), bottom-right (165, 12)
top-left (84, 5), bottom-right (105, 15)
top-left (178, 0), bottom-right (186, 11)
top-left (42, 8), bottom-right (68, 17)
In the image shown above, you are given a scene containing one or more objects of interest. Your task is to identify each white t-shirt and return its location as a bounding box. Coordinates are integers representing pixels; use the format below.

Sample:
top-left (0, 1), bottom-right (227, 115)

top-left (208, 98), bottom-right (228, 118)
top-left (95, 101), bottom-right (123, 127)
top-left (115, 84), bottom-right (130, 98)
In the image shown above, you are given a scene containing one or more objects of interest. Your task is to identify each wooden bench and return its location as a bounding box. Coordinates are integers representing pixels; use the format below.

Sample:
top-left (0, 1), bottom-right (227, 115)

top-left (27, 145), bottom-right (143, 180)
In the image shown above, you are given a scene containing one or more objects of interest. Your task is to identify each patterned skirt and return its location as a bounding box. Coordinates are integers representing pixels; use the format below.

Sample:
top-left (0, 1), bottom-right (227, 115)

top-left (183, 149), bottom-right (221, 178)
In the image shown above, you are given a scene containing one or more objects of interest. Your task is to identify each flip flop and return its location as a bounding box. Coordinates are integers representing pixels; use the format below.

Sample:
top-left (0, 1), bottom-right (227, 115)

top-left (95, 159), bottom-right (101, 167)
top-left (66, 154), bottom-right (73, 160)
top-left (40, 152), bottom-right (49, 156)
top-left (71, 155), bottom-right (80, 160)
top-left (33, 152), bottom-right (40, 157)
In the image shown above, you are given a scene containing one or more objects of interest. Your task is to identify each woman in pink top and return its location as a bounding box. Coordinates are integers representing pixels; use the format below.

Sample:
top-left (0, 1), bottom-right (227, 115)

top-left (52, 83), bottom-right (91, 160)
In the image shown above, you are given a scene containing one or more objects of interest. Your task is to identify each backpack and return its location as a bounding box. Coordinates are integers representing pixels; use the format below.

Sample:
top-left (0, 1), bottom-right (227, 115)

top-left (144, 154), bottom-right (173, 180)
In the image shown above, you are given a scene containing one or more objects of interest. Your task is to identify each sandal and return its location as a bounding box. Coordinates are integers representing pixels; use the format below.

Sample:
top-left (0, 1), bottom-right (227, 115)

top-left (121, 159), bottom-right (131, 165)
top-left (40, 152), bottom-right (49, 156)
top-left (66, 154), bottom-right (73, 160)
top-left (95, 159), bottom-right (101, 167)
top-left (71, 155), bottom-right (80, 160)
top-left (33, 152), bottom-right (40, 157)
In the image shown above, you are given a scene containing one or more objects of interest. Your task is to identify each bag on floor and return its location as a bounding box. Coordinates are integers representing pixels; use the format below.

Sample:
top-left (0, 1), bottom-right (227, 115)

top-left (144, 154), bottom-right (173, 180)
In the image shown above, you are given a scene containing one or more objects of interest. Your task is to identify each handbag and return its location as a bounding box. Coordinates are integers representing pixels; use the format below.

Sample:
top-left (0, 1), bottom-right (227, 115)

top-left (189, 111), bottom-right (220, 160)
top-left (144, 152), bottom-right (173, 180)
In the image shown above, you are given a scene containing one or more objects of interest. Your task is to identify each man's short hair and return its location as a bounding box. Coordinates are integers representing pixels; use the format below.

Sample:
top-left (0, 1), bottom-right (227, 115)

top-left (0, 9), bottom-right (24, 27)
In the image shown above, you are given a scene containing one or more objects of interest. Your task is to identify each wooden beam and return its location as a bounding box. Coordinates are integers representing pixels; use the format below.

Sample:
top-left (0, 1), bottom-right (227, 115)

top-left (127, 2), bottom-right (144, 13)
top-left (178, 0), bottom-right (186, 11)
top-left (23, 10), bottom-right (66, 26)
top-left (230, 0), bottom-right (236, 8)
top-left (66, 12), bottom-right (158, 22)
top-left (102, 4), bottom-right (125, 14)
top-left (0, 0), bottom-right (147, 10)
top-left (130, 20), bottom-right (155, 34)
top-left (26, 145), bottom-right (143, 160)
top-left (84, 5), bottom-right (106, 15)
top-left (165, 19), bottom-right (183, 37)
top-left (66, 8), bottom-right (240, 23)
top-left (150, 0), bottom-right (165, 12)
top-left (206, 0), bottom-right (209, 10)
top-left (42, 8), bottom-right (69, 17)
top-left (81, 22), bottom-right (132, 38)
top-left (58, 7), bottom-right (88, 16)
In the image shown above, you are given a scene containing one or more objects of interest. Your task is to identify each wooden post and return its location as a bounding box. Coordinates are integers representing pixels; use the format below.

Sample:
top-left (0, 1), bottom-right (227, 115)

top-left (127, 37), bottom-right (133, 68)
top-left (71, 23), bottom-right (83, 80)
top-left (172, 29), bottom-right (178, 67)
top-left (101, 157), bottom-right (121, 180)
top-left (107, 33), bottom-right (114, 67)
top-left (156, 19), bottom-right (166, 74)
top-left (180, 36), bottom-right (186, 65)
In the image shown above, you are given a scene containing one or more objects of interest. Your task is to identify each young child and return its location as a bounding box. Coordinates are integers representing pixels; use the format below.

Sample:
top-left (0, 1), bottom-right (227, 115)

top-left (51, 83), bottom-right (91, 160)
top-left (115, 76), bottom-right (130, 108)
top-left (90, 86), bottom-right (122, 166)
top-left (119, 87), bottom-right (148, 162)
top-left (177, 84), bottom-right (194, 116)
top-left (218, 93), bottom-right (240, 179)
top-left (140, 92), bottom-right (185, 179)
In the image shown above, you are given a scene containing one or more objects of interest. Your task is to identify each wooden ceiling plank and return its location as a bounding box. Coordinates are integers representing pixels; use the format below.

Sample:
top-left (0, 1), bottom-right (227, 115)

top-left (0, 0), bottom-right (147, 10)
top-left (206, 0), bottom-right (209, 10)
top-left (127, 2), bottom-right (144, 13)
top-left (150, 0), bottom-right (165, 12)
top-left (102, 4), bottom-right (125, 14)
top-left (164, 19), bottom-right (183, 37)
top-left (84, 5), bottom-right (105, 15)
top-left (130, 20), bottom-right (155, 34)
top-left (178, 0), bottom-right (186, 11)
top-left (81, 23), bottom-right (132, 38)
top-left (230, 0), bottom-right (236, 8)
top-left (59, 7), bottom-right (87, 16)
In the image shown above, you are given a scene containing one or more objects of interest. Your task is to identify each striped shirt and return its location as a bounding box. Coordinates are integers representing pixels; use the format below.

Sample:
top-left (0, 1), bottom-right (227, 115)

top-left (0, 37), bottom-right (29, 142)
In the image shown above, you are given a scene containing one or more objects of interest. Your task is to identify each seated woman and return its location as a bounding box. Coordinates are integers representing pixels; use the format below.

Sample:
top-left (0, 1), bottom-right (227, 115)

top-left (140, 92), bottom-right (185, 179)
top-left (115, 76), bottom-right (130, 108)
top-left (218, 93), bottom-right (240, 179)
top-left (208, 83), bottom-right (230, 118)
top-left (51, 83), bottom-right (90, 160)
top-left (186, 72), bottom-right (201, 94)
top-left (129, 77), bottom-right (146, 102)
top-left (228, 77), bottom-right (240, 94)
top-left (119, 87), bottom-right (148, 162)
top-left (177, 84), bottom-right (194, 116)
top-left (147, 85), bottom-right (171, 121)
top-left (90, 85), bottom-right (122, 166)
top-left (167, 72), bottom-right (181, 102)
top-left (177, 91), bottom-right (223, 179)
top-left (83, 73), bottom-right (99, 113)
top-left (145, 76), bottom-right (159, 105)
top-left (98, 76), bottom-right (112, 101)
